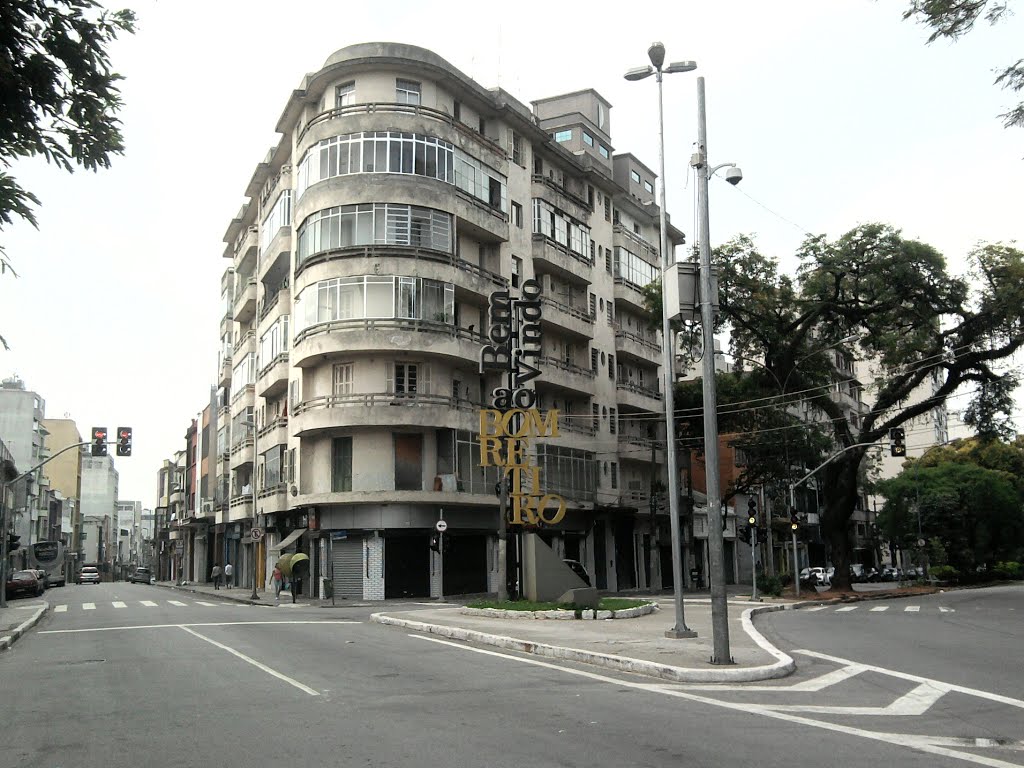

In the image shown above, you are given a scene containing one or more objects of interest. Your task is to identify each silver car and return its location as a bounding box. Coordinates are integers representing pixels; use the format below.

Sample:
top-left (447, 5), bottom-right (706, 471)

top-left (78, 566), bottom-right (101, 585)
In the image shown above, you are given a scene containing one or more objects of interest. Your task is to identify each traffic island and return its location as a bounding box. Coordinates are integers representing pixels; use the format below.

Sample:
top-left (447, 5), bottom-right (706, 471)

top-left (461, 598), bottom-right (657, 620)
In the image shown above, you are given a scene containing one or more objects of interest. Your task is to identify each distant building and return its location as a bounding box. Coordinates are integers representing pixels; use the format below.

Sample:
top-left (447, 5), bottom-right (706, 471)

top-left (80, 455), bottom-right (118, 573)
top-left (0, 376), bottom-right (47, 554)
top-left (41, 418), bottom-right (83, 550)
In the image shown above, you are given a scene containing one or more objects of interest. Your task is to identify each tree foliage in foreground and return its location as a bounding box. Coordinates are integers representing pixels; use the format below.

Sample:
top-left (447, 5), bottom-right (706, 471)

top-left (0, 0), bottom-right (136, 346)
top-left (902, 1), bottom-right (1024, 129)
top-left (692, 224), bottom-right (1024, 589)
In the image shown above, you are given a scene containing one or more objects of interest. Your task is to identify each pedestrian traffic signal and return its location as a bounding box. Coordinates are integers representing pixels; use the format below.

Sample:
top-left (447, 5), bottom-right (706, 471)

top-left (890, 427), bottom-right (906, 457)
top-left (91, 427), bottom-right (108, 457)
top-left (116, 426), bottom-right (132, 457)
top-left (7, 533), bottom-right (20, 552)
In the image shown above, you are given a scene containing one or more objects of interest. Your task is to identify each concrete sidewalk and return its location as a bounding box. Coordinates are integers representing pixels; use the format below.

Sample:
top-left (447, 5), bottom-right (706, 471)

top-left (372, 598), bottom-right (798, 683)
top-left (152, 580), bottom-right (302, 605)
top-left (0, 601), bottom-right (48, 652)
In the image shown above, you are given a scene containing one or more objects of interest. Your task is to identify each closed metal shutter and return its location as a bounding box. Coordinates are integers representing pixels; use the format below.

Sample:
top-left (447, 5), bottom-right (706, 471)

top-left (331, 537), bottom-right (363, 599)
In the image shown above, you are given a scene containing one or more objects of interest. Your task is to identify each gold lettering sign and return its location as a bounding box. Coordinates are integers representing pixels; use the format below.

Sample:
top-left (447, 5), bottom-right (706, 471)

top-left (478, 408), bottom-right (566, 525)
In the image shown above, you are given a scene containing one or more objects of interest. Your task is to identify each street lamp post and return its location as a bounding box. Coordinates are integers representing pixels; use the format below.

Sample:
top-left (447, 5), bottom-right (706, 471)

top-left (625, 43), bottom-right (697, 639)
top-left (245, 417), bottom-right (260, 601)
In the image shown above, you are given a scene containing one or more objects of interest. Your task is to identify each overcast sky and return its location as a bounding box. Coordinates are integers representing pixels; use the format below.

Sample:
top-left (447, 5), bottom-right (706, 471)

top-left (0, 0), bottom-right (1021, 508)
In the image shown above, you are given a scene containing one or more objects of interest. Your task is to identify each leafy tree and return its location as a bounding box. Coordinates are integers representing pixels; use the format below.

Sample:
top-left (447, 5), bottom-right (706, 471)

top-left (963, 370), bottom-right (1018, 441)
top-left (0, 0), bottom-right (136, 347)
top-left (709, 225), bottom-right (1024, 589)
top-left (902, 1), bottom-right (1024, 129)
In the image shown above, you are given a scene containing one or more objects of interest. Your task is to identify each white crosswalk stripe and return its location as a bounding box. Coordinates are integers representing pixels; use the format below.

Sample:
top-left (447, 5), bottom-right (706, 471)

top-left (112, 601), bottom-right (127, 608)
top-left (904, 605), bottom-right (920, 612)
top-left (869, 606), bottom-right (888, 612)
top-left (55, 604), bottom-right (67, 613)
top-left (196, 601), bottom-right (216, 606)
top-left (82, 603), bottom-right (95, 610)
top-left (167, 600), bottom-right (187, 606)
top-left (939, 606), bottom-right (955, 613)
top-left (835, 606), bottom-right (858, 612)
top-left (140, 600), bottom-right (158, 607)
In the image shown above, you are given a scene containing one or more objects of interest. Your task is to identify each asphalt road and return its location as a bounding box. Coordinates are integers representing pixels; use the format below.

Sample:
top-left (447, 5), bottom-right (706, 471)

top-left (2, 582), bottom-right (1021, 768)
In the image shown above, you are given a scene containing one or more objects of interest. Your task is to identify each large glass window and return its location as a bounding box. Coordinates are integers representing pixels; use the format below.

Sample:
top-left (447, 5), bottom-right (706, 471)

top-left (335, 81), bottom-right (354, 107)
top-left (296, 203), bottom-right (452, 264)
top-left (614, 246), bottom-right (658, 289)
top-left (259, 316), bottom-right (289, 368)
top-left (553, 129), bottom-right (572, 143)
top-left (535, 444), bottom-right (598, 501)
top-left (532, 199), bottom-right (590, 258)
top-left (230, 353), bottom-right (256, 398)
top-left (259, 190), bottom-right (292, 255)
top-left (263, 446), bottom-right (285, 489)
top-left (395, 79), bottom-right (420, 105)
top-left (293, 276), bottom-right (454, 334)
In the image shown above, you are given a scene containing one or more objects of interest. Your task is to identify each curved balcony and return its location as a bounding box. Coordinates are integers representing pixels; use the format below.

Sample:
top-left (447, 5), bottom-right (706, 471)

top-left (258, 226), bottom-right (291, 283)
top-left (292, 319), bottom-right (484, 368)
top-left (218, 356), bottom-right (232, 389)
top-left (296, 245), bottom-right (505, 300)
top-left (531, 234), bottom-right (592, 287)
top-left (292, 487), bottom-right (499, 512)
top-left (291, 392), bottom-right (479, 437)
top-left (233, 330), bottom-right (256, 357)
top-left (233, 278), bottom-right (257, 323)
top-left (617, 434), bottom-right (664, 465)
top-left (615, 380), bottom-right (663, 413)
top-left (614, 328), bottom-right (661, 366)
top-left (535, 356), bottom-right (597, 397)
top-left (233, 226), bottom-right (259, 276)
top-left (258, 285), bottom-right (291, 329)
top-left (230, 384), bottom-right (255, 411)
top-left (539, 296), bottom-right (595, 342)
top-left (613, 224), bottom-right (659, 263)
top-left (613, 277), bottom-right (651, 315)
top-left (229, 438), bottom-right (254, 469)
top-left (228, 495), bottom-right (253, 522)
top-left (258, 415), bottom-right (289, 449)
top-left (531, 174), bottom-right (592, 225)
top-left (256, 353), bottom-right (289, 399)
top-left (256, 484), bottom-right (289, 516)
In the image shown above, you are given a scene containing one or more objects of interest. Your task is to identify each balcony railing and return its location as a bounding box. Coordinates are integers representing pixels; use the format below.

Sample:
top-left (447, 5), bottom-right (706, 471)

top-left (294, 317), bottom-right (484, 347)
top-left (296, 243), bottom-right (506, 288)
top-left (538, 356), bottom-right (597, 379)
top-left (614, 327), bottom-right (660, 354)
top-left (531, 233), bottom-right (592, 269)
top-left (293, 391), bottom-right (481, 417)
top-left (258, 415), bottom-right (288, 440)
top-left (540, 295), bottom-right (595, 325)
top-left (531, 173), bottom-right (591, 212)
top-left (616, 380), bottom-right (662, 400)
top-left (613, 224), bottom-right (659, 260)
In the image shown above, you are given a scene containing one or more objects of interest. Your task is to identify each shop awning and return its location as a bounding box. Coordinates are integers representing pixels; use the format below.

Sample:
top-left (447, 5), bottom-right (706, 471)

top-left (269, 528), bottom-right (306, 552)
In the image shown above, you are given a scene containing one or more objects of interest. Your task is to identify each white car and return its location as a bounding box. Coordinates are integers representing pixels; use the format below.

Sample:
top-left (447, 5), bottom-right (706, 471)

top-left (78, 566), bottom-right (101, 585)
top-left (799, 567), bottom-right (830, 586)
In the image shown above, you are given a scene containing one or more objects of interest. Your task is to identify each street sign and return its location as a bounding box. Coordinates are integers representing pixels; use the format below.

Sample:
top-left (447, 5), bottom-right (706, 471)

top-left (917, 538), bottom-right (926, 548)
top-left (435, 520), bottom-right (448, 533)
top-left (250, 527), bottom-right (264, 541)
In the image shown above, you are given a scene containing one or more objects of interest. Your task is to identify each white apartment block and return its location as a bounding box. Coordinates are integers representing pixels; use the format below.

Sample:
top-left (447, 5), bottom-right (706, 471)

top-left (208, 42), bottom-right (695, 599)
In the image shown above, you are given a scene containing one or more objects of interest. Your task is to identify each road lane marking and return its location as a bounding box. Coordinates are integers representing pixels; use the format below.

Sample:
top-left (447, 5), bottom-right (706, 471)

top-left (54, 605), bottom-right (67, 613)
top-left (764, 681), bottom-right (947, 716)
top-left (870, 606), bottom-right (888, 612)
top-left (196, 601), bottom-right (216, 606)
top-left (82, 603), bottom-right (95, 610)
top-left (140, 600), bottom-right (157, 607)
top-left (410, 635), bottom-right (1022, 768)
top-left (675, 663), bottom-right (868, 692)
top-left (112, 601), bottom-right (127, 608)
top-left (795, 650), bottom-right (1024, 711)
top-left (38, 620), bottom-right (361, 634)
top-left (940, 607), bottom-right (955, 613)
top-left (167, 600), bottom-right (187, 606)
top-left (904, 605), bottom-right (920, 612)
top-left (178, 625), bottom-right (320, 696)
top-left (835, 606), bottom-right (857, 612)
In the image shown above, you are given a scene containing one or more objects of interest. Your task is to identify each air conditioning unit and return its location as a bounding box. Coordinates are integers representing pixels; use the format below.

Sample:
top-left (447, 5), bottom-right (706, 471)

top-left (201, 502), bottom-right (213, 515)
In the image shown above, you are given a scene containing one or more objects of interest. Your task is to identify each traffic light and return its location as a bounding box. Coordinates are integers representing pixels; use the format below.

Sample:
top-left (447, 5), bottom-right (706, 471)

top-left (757, 527), bottom-right (768, 544)
top-left (91, 427), bottom-right (108, 457)
top-left (890, 427), bottom-right (906, 457)
top-left (7, 532), bottom-right (20, 552)
top-left (429, 534), bottom-right (441, 553)
top-left (116, 426), bottom-right (132, 457)
top-left (790, 509), bottom-right (800, 531)
top-left (747, 497), bottom-right (758, 528)
top-left (737, 525), bottom-right (751, 544)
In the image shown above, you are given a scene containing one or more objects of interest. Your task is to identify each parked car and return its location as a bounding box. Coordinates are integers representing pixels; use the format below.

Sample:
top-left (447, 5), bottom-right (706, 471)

top-left (5, 570), bottom-right (41, 599)
top-left (799, 567), bottom-right (830, 586)
top-left (28, 569), bottom-right (49, 593)
top-left (128, 567), bottom-right (152, 584)
top-left (563, 559), bottom-right (591, 586)
top-left (881, 566), bottom-right (903, 582)
top-left (78, 566), bottom-right (101, 585)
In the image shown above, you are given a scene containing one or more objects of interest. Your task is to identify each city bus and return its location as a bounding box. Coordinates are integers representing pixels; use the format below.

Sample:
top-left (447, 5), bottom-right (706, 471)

top-left (28, 540), bottom-right (67, 587)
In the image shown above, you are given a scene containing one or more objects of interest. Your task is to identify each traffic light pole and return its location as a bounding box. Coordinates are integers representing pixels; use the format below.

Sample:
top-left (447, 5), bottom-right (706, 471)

top-left (1, 440), bottom-right (93, 609)
top-left (750, 534), bottom-right (759, 601)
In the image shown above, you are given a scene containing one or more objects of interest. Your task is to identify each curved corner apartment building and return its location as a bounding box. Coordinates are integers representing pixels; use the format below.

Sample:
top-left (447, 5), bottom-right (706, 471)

top-left (214, 43), bottom-right (685, 600)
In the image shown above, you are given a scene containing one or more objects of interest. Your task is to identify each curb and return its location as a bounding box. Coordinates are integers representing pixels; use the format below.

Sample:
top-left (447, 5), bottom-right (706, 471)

top-left (459, 602), bottom-right (658, 621)
top-left (370, 605), bottom-right (795, 683)
top-left (0, 602), bottom-right (49, 652)
top-left (151, 582), bottom-right (272, 607)
top-left (787, 586), bottom-right (941, 609)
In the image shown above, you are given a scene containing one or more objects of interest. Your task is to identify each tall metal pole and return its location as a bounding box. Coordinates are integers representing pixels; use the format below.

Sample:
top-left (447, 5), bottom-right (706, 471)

top-left (790, 482), bottom-right (800, 598)
top-left (250, 415), bottom-right (259, 599)
top-left (695, 76), bottom-right (731, 663)
top-left (656, 67), bottom-right (695, 639)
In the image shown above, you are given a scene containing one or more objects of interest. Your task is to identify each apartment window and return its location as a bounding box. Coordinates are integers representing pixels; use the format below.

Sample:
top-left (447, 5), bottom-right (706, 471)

top-left (452, 379), bottom-right (462, 403)
top-left (478, 116), bottom-right (487, 135)
top-left (604, 248), bottom-right (612, 274)
top-left (553, 129), bottom-right (572, 143)
top-left (332, 437), bottom-right (352, 492)
top-left (590, 239), bottom-right (596, 263)
top-left (333, 363), bottom-right (353, 396)
top-left (296, 203), bottom-right (453, 263)
top-left (609, 408), bottom-right (617, 435)
top-left (587, 185), bottom-right (594, 209)
top-left (453, 101), bottom-right (461, 121)
top-left (511, 256), bottom-right (522, 289)
top-left (589, 292), bottom-right (596, 318)
top-left (631, 170), bottom-right (641, 184)
top-left (644, 180), bottom-right (654, 194)
top-left (335, 81), bottom-right (355, 107)
top-left (394, 433), bottom-right (423, 491)
top-left (604, 195), bottom-right (611, 221)
top-left (599, 144), bottom-right (610, 159)
top-left (582, 131), bottom-right (594, 147)
top-left (511, 201), bottom-right (523, 228)
top-left (387, 362), bottom-right (431, 395)
top-left (294, 275), bottom-right (454, 334)
top-left (610, 462), bottom-right (618, 489)
top-left (396, 79), bottom-right (421, 105)
top-left (607, 303), bottom-right (614, 324)
top-left (288, 447), bottom-right (296, 483)
top-left (591, 348), bottom-right (599, 373)
top-left (608, 354), bottom-right (615, 380)
top-left (511, 132), bottom-right (523, 165)
top-left (598, 102), bottom-right (606, 129)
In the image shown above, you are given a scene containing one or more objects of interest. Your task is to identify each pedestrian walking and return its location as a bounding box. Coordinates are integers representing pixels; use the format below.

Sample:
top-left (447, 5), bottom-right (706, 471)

top-left (272, 564), bottom-right (283, 601)
top-left (211, 562), bottom-right (222, 590)
top-left (223, 562), bottom-right (234, 589)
